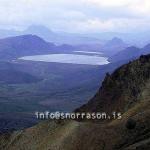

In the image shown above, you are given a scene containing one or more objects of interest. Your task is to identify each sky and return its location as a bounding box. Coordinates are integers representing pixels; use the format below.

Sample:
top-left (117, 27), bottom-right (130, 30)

top-left (0, 0), bottom-right (150, 33)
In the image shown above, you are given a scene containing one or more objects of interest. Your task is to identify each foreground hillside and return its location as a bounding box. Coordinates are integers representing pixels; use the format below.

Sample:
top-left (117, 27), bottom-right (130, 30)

top-left (77, 54), bottom-right (150, 113)
top-left (1, 55), bottom-right (150, 150)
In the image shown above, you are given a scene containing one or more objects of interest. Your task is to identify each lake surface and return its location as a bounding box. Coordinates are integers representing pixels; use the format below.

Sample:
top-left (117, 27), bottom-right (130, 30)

top-left (74, 51), bottom-right (103, 55)
top-left (19, 54), bottom-right (109, 65)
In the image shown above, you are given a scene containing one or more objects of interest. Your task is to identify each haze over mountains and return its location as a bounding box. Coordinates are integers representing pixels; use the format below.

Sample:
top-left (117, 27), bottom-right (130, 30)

top-left (4, 25), bottom-right (150, 63)
top-left (0, 32), bottom-right (129, 61)
top-left (0, 35), bottom-right (56, 60)
top-left (1, 25), bottom-right (150, 47)
top-left (109, 44), bottom-right (150, 63)
top-left (0, 25), bottom-right (101, 45)
top-left (0, 32), bottom-right (150, 64)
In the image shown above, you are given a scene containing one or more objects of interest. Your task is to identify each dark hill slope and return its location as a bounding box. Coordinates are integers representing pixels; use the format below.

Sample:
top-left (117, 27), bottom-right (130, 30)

top-left (0, 69), bottom-right (41, 84)
top-left (0, 34), bottom-right (79, 60)
top-left (109, 43), bottom-right (150, 63)
top-left (0, 35), bottom-right (56, 60)
top-left (77, 54), bottom-right (150, 113)
top-left (109, 46), bottom-right (141, 62)
top-left (0, 62), bottom-right (41, 84)
top-left (1, 55), bottom-right (150, 150)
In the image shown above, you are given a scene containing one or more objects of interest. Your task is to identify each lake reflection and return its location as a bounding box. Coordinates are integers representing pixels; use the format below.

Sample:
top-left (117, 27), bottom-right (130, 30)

top-left (19, 54), bottom-right (109, 65)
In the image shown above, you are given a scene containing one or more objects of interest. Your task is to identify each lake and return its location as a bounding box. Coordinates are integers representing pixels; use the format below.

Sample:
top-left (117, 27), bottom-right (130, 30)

top-left (73, 51), bottom-right (103, 55)
top-left (19, 54), bottom-right (109, 65)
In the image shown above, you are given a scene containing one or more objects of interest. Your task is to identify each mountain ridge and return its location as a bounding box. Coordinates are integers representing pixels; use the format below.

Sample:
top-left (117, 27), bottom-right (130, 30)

top-left (0, 34), bottom-right (78, 60)
top-left (0, 26), bottom-right (101, 45)
top-left (109, 43), bottom-right (150, 63)
top-left (76, 54), bottom-right (150, 114)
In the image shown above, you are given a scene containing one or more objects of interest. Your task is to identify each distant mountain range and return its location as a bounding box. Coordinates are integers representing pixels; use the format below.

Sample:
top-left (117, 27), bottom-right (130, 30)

top-left (85, 31), bottom-right (150, 47)
top-left (1, 32), bottom-right (150, 63)
top-left (0, 25), bottom-right (137, 58)
top-left (109, 43), bottom-right (150, 62)
top-left (0, 32), bottom-right (150, 64)
top-left (1, 25), bottom-right (150, 47)
top-left (0, 25), bottom-right (101, 45)
top-left (0, 33), bottom-right (129, 61)
top-left (0, 34), bottom-right (57, 60)
top-left (0, 34), bottom-right (79, 60)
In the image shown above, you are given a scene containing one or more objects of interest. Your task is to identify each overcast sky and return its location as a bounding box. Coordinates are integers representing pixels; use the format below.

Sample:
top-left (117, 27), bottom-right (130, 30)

top-left (0, 0), bottom-right (150, 33)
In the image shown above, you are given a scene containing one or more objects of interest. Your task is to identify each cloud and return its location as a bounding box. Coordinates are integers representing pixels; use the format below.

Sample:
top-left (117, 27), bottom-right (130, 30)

top-left (0, 0), bottom-right (150, 33)
top-left (85, 0), bottom-right (133, 7)
top-left (130, 0), bottom-right (150, 15)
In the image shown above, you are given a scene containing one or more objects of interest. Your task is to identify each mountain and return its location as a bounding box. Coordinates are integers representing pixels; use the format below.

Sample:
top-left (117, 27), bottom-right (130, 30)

top-left (1, 54), bottom-right (150, 150)
top-left (0, 34), bottom-right (58, 60)
top-left (109, 43), bottom-right (150, 63)
top-left (109, 46), bottom-right (141, 62)
top-left (24, 25), bottom-right (101, 45)
top-left (105, 37), bottom-right (125, 47)
top-left (25, 25), bottom-right (54, 36)
top-left (85, 31), bottom-right (150, 47)
top-left (2, 26), bottom-right (150, 47)
top-left (0, 26), bottom-right (101, 45)
top-left (101, 37), bottom-right (128, 56)
top-left (77, 54), bottom-right (150, 113)
top-left (24, 25), bottom-right (56, 42)
top-left (0, 34), bottom-right (102, 61)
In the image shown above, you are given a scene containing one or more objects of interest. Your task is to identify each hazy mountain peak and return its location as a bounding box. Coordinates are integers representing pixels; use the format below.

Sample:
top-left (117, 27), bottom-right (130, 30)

top-left (25, 25), bottom-right (55, 36)
top-left (106, 37), bottom-right (125, 46)
top-left (109, 46), bottom-right (141, 62)
top-left (112, 37), bottom-right (123, 41)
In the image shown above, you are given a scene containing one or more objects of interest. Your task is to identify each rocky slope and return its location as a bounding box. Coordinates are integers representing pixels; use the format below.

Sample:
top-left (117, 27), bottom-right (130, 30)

top-left (0, 55), bottom-right (150, 150)
top-left (77, 54), bottom-right (150, 113)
